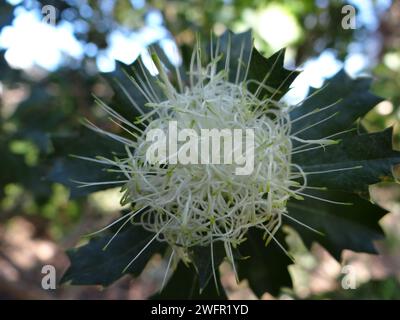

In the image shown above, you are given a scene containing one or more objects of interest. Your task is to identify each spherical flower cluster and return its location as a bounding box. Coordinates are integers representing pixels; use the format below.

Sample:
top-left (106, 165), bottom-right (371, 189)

top-left (82, 39), bottom-right (343, 274)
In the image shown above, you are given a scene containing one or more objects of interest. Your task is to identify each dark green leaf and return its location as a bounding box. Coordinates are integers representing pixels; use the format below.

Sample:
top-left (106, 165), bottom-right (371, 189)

top-left (294, 128), bottom-right (400, 194)
top-left (48, 129), bottom-right (124, 198)
top-left (102, 59), bottom-right (163, 121)
top-left (238, 228), bottom-right (293, 297)
top-left (247, 48), bottom-right (300, 100)
top-left (290, 70), bottom-right (383, 140)
top-left (286, 190), bottom-right (387, 260)
top-left (151, 261), bottom-right (226, 300)
top-left (210, 29), bottom-right (253, 83)
top-left (61, 224), bottom-right (166, 286)
top-left (209, 30), bottom-right (298, 99)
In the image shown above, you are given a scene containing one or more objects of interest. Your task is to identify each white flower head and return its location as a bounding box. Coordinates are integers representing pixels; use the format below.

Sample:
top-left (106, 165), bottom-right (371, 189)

top-left (81, 34), bottom-right (352, 278)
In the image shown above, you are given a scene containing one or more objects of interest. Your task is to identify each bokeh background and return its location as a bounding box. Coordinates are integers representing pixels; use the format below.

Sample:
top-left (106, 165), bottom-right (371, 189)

top-left (0, 0), bottom-right (399, 299)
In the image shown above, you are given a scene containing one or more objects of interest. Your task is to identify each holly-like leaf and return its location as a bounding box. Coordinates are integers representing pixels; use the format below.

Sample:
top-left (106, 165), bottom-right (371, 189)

top-left (286, 190), bottom-right (387, 260)
top-left (61, 223), bottom-right (166, 286)
top-left (247, 48), bottom-right (300, 100)
top-left (210, 30), bottom-right (299, 99)
top-left (102, 59), bottom-right (164, 121)
top-left (238, 228), bottom-right (293, 297)
top-left (281, 69), bottom-right (398, 267)
top-left (151, 261), bottom-right (226, 300)
top-left (290, 70), bottom-right (383, 140)
top-left (209, 30), bottom-right (253, 84)
top-left (293, 127), bottom-right (400, 194)
top-left (48, 129), bottom-right (124, 198)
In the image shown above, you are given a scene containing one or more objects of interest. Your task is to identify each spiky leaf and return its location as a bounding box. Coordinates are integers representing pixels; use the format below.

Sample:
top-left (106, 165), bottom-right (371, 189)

top-left (61, 223), bottom-right (166, 286)
top-left (293, 127), bottom-right (400, 194)
top-left (151, 262), bottom-right (226, 299)
top-left (286, 190), bottom-right (387, 260)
